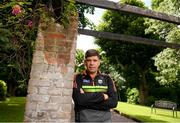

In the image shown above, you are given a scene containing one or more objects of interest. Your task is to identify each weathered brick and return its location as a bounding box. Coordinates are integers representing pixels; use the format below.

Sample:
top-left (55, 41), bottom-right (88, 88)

top-left (48, 87), bottom-right (62, 95)
top-left (60, 104), bottom-right (72, 113)
top-left (50, 96), bottom-right (72, 104)
top-left (54, 119), bottom-right (71, 122)
top-left (44, 51), bottom-right (57, 64)
top-left (39, 87), bottom-right (49, 94)
top-left (24, 110), bottom-right (38, 119)
top-left (62, 81), bottom-right (73, 89)
top-left (42, 64), bottom-right (55, 73)
top-left (36, 39), bottom-right (44, 51)
top-left (25, 102), bottom-right (37, 111)
top-left (61, 66), bottom-right (68, 74)
top-left (36, 111), bottom-right (48, 120)
top-left (30, 79), bottom-right (51, 87)
top-left (44, 46), bottom-right (59, 52)
top-left (56, 41), bottom-right (66, 47)
top-left (27, 86), bottom-right (38, 94)
top-left (57, 46), bottom-right (68, 53)
top-left (29, 94), bottom-right (50, 102)
top-left (57, 58), bottom-right (66, 65)
top-left (67, 29), bottom-right (78, 41)
top-left (44, 39), bottom-right (56, 46)
top-left (50, 111), bottom-right (71, 119)
top-left (62, 89), bottom-right (72, 96)
top-left (31, 64), bottom-right (45, 73)
top-left (46, 33), bottom-right (66, 39)
top-left (32, 56), bottom-right (44, 64)
top-left (55, 23), bottom-right (64, 32)
top-left (24, 116), bottom-right (33, 122)
top-left (40, 72), bottom-right (62, 81)
top-left (25, 16), bottom-right (78, 122)
top-left (38, 103), bottom-right (59, 111)
top-left (53, 80), bottom-right (64, 88)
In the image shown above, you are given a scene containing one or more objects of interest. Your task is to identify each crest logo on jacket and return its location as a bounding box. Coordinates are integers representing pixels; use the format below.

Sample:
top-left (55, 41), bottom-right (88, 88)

top-left (98, 79), bottom-right (103, 84)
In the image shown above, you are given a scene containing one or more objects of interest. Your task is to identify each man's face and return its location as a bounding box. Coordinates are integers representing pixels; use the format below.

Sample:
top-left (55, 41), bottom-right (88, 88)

top-left (85, 56), bottom-right (100, 74)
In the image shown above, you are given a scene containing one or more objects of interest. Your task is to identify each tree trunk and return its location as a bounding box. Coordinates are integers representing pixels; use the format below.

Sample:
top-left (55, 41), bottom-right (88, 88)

top-left (7, 83), bottom-right (16, 96)
top-left (139, 72), bottom-right (148, 105)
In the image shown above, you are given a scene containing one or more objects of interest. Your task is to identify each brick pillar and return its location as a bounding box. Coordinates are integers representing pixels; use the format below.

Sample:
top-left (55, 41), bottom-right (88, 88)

top-left (24, 17), bottom-right (78, 122)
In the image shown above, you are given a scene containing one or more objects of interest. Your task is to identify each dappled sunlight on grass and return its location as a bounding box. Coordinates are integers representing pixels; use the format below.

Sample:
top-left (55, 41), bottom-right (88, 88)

top-left (115, 102), bottom-right (180, 123)
top-left (7, 103), bottom-right (20, 106)
top-left (0, 97), bottom-right (26, 122)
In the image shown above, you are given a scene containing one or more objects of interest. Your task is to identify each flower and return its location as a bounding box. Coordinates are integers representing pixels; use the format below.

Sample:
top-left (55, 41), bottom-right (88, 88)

top-left (12, 5), bottom-right (22, 15)
top-left (28, 20), bottom-right (33, 29)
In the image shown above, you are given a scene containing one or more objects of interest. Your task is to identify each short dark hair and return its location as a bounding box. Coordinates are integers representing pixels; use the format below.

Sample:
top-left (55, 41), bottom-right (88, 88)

top-left (85, 49), bottom-right (100, 59)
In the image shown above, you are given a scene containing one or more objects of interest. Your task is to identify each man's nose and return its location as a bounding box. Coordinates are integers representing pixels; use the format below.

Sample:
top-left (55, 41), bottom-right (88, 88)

top-left (90, 61), bottom-right (94, 64)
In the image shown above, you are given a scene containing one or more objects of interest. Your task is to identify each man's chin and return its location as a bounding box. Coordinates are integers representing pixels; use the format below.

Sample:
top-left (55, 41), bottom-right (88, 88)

top-left (88, 70), bottom-right (97, 74)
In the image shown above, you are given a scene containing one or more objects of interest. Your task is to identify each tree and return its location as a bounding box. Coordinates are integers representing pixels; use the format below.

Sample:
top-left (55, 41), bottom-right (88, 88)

top-left (96, 0), bottom-right (162, 104)
top-left (98, 49), bottom-right (126, 101)
top-left (153, 48), bottom-right (180, 87)
top-left (147, 0), bottom-right (180, 104)
top-left (146, 0), bottom-right (179, 40)
top-left (150, 0), bottom-right (180, 85)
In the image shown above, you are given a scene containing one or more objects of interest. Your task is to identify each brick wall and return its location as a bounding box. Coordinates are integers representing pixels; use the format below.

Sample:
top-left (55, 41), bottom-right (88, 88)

top-left (24, 17), bottom-right (78, 122)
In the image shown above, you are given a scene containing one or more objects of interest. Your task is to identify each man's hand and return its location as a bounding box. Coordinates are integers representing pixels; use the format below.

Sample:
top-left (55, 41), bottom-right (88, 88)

top-left (80, 88), bottom-right (84, 94)
top-left (103, 94), bottom-right (109, 100)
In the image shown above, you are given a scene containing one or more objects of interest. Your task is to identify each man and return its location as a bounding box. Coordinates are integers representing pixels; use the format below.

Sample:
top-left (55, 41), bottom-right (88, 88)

top-left (73, 49), bottom-right (118, 122)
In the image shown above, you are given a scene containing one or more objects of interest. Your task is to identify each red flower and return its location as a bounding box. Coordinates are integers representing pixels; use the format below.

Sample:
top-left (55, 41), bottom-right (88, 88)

top-left (12, 5), bottom-right (22, 15)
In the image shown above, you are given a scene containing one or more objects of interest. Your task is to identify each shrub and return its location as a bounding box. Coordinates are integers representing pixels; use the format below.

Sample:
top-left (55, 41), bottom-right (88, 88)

top-left (126, 88), bottom-right (140, 104)
top-left (144, 96), bottom-right (157, 106)
top-left (0, 80), bottom-right (7, 101)
top-left (15, 80), bottom-right (27, 96)
top-left (150, 87), bottom-right (177, 102)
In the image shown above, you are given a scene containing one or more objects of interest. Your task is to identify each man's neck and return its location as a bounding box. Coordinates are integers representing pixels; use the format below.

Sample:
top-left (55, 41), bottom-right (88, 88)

top-left (89, 72), bottom-right (97, 79)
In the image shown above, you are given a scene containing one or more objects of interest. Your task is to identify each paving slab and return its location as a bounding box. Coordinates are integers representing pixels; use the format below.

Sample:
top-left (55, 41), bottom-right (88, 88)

top-left (112, 111), bottom-right (138, 122)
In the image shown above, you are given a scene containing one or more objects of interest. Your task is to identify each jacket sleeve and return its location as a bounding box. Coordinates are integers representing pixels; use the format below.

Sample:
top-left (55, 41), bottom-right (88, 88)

top-left (72, 74), bottom-right (104, 106)
top-left (102, 75), bottom-right (118, 108)
top-left (86, 75), bottom-right (118, 110)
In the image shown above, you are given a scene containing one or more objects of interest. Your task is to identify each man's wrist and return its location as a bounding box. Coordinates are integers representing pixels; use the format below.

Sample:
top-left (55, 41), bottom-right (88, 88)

top-left (103, 93), bottom-right (109, 100)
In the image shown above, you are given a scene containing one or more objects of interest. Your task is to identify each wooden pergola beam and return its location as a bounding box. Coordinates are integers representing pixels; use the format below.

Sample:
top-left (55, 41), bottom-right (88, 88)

top-left (78, 29), bottom-right (180, 49)
top-left (75, 0), bottom-right (180, 25)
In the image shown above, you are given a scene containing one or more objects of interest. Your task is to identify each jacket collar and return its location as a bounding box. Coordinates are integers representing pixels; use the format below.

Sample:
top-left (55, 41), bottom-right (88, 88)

top-left (81, 70), bottom-right (101, 76)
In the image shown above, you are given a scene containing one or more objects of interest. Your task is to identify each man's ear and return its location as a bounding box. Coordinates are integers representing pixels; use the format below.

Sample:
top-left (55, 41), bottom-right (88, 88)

top-left (84, 59), bottom-right (86, 65)
top-left (98, 60), bottom-right (101, 67)
top-left (84, 60), bottom-right (87, 69)
top-left (99, 60), bottom-right (102, 64)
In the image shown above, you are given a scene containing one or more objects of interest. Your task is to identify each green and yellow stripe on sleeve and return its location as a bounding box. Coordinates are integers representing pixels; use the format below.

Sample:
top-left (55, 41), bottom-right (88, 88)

top-left (82, 86), bottom-right (108, 93)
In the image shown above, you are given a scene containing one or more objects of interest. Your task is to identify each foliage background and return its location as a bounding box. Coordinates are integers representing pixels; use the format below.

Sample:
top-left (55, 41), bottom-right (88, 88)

top-left (1, 0), bottom-right (180, 107)
top-left (0, 0), bottom-right (93, 96)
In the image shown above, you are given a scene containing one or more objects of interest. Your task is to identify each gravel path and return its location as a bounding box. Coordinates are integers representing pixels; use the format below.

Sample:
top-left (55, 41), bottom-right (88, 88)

top-left (71, 109), bottom-right (138, 122)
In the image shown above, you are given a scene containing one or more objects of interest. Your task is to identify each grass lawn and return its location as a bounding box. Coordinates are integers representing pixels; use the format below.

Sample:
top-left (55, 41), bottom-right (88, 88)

top-left (115, 102), bottom-right (180, 122)
top-left (0, 97), bottom-right (26, 122)
top-left (1, 97), bottom-right (180, 122)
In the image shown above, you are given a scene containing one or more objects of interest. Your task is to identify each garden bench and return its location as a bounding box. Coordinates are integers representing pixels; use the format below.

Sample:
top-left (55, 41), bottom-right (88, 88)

top-left (151, 100), bottom-right (177, 117)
